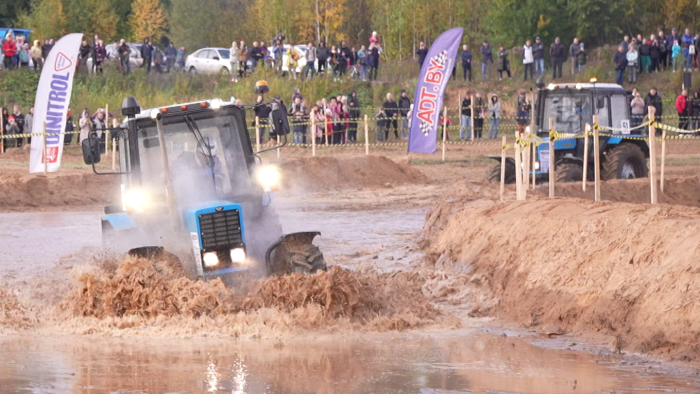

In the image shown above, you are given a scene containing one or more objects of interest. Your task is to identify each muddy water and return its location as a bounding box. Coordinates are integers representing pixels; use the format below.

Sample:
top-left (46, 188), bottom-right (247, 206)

top-left (2, 331), bottom-right (699, 393)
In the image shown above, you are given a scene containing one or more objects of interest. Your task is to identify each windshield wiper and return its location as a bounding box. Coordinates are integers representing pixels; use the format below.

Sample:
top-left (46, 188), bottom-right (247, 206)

top-left (184, 115), bottom-right (217, 192)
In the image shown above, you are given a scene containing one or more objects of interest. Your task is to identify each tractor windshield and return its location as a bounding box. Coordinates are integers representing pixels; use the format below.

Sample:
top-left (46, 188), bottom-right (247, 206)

top-left (135, 112), bottom-right (253, 203)
top-left (543, 92), bottom-right (593, 135)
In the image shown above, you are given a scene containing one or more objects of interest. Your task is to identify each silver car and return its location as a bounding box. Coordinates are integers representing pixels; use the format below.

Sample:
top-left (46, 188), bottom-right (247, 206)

top-left (185, 48), bottom-right (232, 74)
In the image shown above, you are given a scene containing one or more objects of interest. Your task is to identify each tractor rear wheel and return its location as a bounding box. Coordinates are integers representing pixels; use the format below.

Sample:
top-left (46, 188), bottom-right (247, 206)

top-left (267, 238), bottom-right (327, 275)
top-left (555, 162), bottom-right (583, 183)
top-left (603, 143), bottom-right (648, 180)
top-left (487, 161), bottom-right (515, 184)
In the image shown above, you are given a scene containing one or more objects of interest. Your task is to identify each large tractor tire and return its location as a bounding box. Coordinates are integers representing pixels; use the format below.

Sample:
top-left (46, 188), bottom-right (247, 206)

top-left (555, 162), bottom-right (583, 183)
top-left (486, 161), bottom-right (516, 184)
top-left (603, 143), bottom-right (648, 180)
top-left (266, 232), bottom-right (327, 276)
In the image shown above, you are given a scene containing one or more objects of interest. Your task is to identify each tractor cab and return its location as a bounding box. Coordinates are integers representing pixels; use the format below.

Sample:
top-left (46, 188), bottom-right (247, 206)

top-left (82, 96), bottom-right (325, 279)
top-left (487, 79), bottom-right (649, 184)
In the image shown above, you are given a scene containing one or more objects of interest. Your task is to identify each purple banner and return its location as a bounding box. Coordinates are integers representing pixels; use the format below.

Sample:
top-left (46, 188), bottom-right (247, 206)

top-left (408, 27), bottom-right (464, 154)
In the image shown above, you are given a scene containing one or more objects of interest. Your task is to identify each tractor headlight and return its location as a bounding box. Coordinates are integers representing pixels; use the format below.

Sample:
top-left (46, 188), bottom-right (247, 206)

top-left (123, 189), bottom-right (150, 211)
top-left (257, 166), bottom-right (280, 192)
top-left (534, 161), bottom-right (540, 170)
top-left (230, 248), bottom-right (246, 263)
top-left (210, 99), bottom-right (222, 110)
top-left (203, 252), bottom-right (219, 267)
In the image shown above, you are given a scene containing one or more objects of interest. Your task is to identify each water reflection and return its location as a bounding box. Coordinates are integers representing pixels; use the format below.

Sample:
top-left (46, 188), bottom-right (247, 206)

top-left (1, 331), bottom-right (699, 394)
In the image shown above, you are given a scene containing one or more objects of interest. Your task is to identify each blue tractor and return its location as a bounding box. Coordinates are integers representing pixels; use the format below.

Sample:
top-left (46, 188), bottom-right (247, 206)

top-left (81, 95), bottom-right (326, 278)
top-left (488, 80), bottom-right (649, 183)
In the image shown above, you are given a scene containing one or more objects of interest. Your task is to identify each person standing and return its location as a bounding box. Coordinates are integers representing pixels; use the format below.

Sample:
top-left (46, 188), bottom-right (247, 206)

top-left (2, 34), bottom-right (16, 70)
top-left (658, 30), bottom-right (668, 70)
top-left (90, 34), bottom-right (99, 74)
top-left (667, 28), bottom-right (680, 69)
top-left (522, 40), bottom-right (534, 81)
top-left (650, 38), bottom-right (662, 73)
top-left (118, 39), bottom-right (131, 75)
top-left (690, 91), bottom-right (700, 130)
top-left (398, 90), bottom-right (411, 139)
top-left (577, 43), bottom-right (588, 73)
top-left (630, 92), bottom-right (645, 129)
top-left (480, 40), bottom-right (493, 81)
top-left (620, 35), bottom-right (630, 52)
top-left (639, 38), bottom-right (651, 74)
top-left (416, 41), bottom-right (428, 70)
top-left (176, 46), bottom-right (185, 71)
top-left (460, 95), bottom-right (472, 140)
top-left (383, 93), bottom-right (399, 140)
top-left (316, 41), bottom-right (329, 75)
top-left (238, 41), bottom-right (248, 78)
top-left (348, 91), bottom-right (360, 142)
top-left (533, 37), bottom-right (545, 76)
top-left (682, 28), bottom-right (694, 70)
top-left (24, 106), bottom-right (33, 145)
top-left (626, 44), bottom-right (638, 83)
top-left (368, 42), bottom-right (380, 81)
top-left (645, 87), bottom-right (663, 124)
top-left (165, 42), bottom-right (177, 73)
top-left (550, 37), bottom-right (564, 79)
top-left (614, 45), bottom-right (628, 85)
top-left (461, 44), bottom-right (472, 82)
top-left (496, 45), bottom-right (511, 81)
top-left (487, 94), bottom-right (502, 139)
top-left (11, 105), bottom-right (25, 147)
top-left (569, 38), bottom-right (580, 75)
top-left (30, 40), bottom-right (41, 71)
top-left (289, 96), bottom-right (308, 144)
top-left (357, 45), bottom-right (368, 81)
top-left (473, 93), bottom-right (485, 140)
top-left (140, 38), bottom-right (153, 73)
top-left (305, 42), bottom-right (316, 79)
top-left (79, 109), bottom-right (92, 144)
top-left (676, 89), bottom-right (690, 130)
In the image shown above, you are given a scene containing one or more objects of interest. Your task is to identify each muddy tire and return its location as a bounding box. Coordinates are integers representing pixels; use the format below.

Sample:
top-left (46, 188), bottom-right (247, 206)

top-left (268, 240), bottom-right (327, 275)
top-left (555, 162), bottom-right (583, 183)
top-left (486, 161), bottom-right (515, 184)
top-left (603, 143), bottom-right (648, 180)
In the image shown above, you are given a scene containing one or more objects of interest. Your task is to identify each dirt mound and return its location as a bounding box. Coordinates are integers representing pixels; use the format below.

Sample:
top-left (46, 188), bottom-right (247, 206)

top-left (546, 177), bottom-right (700, 207)
top-left (59, 254), bottom-right (452, 334)
top-left (279, 156), bottom-right (428, 193)
top-left (0, 173), bottom-right (118, 210)
top-left (422, 197), bottom-right (700, 360)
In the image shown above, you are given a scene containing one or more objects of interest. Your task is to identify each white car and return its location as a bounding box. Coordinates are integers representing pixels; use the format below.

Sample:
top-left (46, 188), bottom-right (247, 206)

top-left (185, 48), bottom-right (232, 74)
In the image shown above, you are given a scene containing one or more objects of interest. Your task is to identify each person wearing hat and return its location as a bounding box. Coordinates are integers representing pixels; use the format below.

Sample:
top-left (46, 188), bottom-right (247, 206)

top-left (480, 40), bottom-right (493, 81)
top-left (398, 90), bottom-right (411, 139)
top-left (533, 37), bottom-right (545, 76)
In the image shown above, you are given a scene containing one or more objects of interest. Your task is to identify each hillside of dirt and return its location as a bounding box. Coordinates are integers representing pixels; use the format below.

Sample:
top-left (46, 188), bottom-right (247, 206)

top-left (422, 196), bottom-right (700, 360)
top-left (278, 155), bottom-right (428, 193)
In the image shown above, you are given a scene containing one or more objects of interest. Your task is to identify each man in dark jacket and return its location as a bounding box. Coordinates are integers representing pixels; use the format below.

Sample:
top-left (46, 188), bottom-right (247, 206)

top-left (613, 46), bottom-right (628, 85)
top-left (550, 37), bottom-right (565, 79)
top-left (481, 40), bottom-right (493, 81)
top-left (398, 90), bottom-right (411, 139)
top-left (461, 44), bottom-right (472, 81)
top-left (348, 91), bottom-right (361, 142)
top-left (667, 28), bottom-right (680, 68)
top-left (316, 41), bottom-right (329, 74)
top-left (165, 42), bottom-right (177, 72)
top-left (533, 37), bottom-right (545, 76)
top-left (644, 87), bottom-right (663, 119)
top-left (383, 93), bottom-right (399, 140)
top-left (416, 41), bottom-right (428, 70)
top-left (140, 38), bottom-right (153, 73)
top-left (460, 96), bottom-right (472, 140)
top-left (118, 39), bottom-right (131, 75)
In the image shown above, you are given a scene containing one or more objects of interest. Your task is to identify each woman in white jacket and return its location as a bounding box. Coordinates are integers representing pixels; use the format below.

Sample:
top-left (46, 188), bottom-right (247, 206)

top-left (523, 40), bottom-right (534, 80)
top-left (487, 94), bottom-right (502, 139)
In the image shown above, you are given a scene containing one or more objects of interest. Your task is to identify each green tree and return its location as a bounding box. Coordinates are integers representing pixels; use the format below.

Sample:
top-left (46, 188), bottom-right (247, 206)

top-left (16, 0), bottom-right (67, 40)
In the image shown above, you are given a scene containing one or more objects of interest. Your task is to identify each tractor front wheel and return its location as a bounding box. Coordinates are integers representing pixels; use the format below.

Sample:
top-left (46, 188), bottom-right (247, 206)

top-left (486, 161), bottom-right (516, 184)
top-left (555, 162), bottom-right (583, 183)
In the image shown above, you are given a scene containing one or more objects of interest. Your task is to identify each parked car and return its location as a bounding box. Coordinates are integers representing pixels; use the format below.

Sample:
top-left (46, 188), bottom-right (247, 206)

top-left (185, 48), bottom-right (232, 74)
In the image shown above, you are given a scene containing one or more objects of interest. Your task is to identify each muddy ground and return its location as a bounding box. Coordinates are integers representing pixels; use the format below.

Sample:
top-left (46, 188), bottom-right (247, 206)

top-left (3, 141), bottom-right (700, 393)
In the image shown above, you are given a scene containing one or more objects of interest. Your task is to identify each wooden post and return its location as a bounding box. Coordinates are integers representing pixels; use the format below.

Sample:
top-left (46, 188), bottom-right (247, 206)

top-left (593, 115), bottom-right (601, 202)
top-left (529, 91), bottom-right (536, 129)
top-left (364, 114), bottom-right (369, 155)
top-left (277, 134), bottom-right (280, 159)
top-left (648, 106), bottom-right (657, 204)
top-left (311, 114), bottom-right (316, 157)
top-left (255, 116), bottom-right (261, 153)
top-left (522, 130), bottom-right (529, 200)
top-left (324, 115), bottom-right (329, 146)
top-left (548, 117), bottom-right (555, 198)
top-left (43, 121), bottom-right (48, 175)
top-left (442, 107), bottom-right (447, 161)
top-left (500, 136), bottom-right (506, 201)
top-left (661, 128), bottom-right (667, 193)
top-left (514, 131), bottom-right (523, 200)
top-left (470, 95), bottom-right (475, 141)
top-left (531, 141), bottom-right (536, 190)
top-left (105, 104), bottom-right (109, 158)
top-left (458, 93), bottom-right (461, 139)
top-left (112, 119), bottom-right (118, 171)
top-left (582, 123), bottom-right (590, 192)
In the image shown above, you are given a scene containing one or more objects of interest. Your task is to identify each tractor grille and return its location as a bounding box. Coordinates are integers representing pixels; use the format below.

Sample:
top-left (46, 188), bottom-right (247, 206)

top-left (199, 209), bottom-right (243, 249)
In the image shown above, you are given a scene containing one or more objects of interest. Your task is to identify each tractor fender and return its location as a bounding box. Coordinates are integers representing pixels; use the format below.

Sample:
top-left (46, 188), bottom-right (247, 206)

top-left (604, 138), bottom-right (650, 158)
top-left (265, 231), bottom-right (325, 275)
top-left (556, 155), bottom-right (584, 165)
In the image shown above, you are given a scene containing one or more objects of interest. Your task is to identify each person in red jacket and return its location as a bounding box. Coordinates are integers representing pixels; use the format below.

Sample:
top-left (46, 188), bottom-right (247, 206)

top-left (676, 88), bottom-right (690, 130)
top-left (3, 35), bottom-right (17, 70)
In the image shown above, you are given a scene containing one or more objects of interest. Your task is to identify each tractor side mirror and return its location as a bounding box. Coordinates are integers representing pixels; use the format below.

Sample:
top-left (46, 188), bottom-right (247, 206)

top-left (271, 107), bottom-right (290, 136)
top-left (82, 136), bottom-right (101, 165)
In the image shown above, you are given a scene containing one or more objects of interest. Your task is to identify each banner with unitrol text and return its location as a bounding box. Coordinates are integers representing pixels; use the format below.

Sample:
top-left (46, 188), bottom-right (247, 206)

top-left (29, 33), bottom-right (83, 173)
top-left (408, 27), bottom-right (463, 154)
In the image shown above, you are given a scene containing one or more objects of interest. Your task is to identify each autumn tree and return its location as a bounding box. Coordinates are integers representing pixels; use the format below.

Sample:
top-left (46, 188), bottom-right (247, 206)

top-left (169, 0), bottom-right (246, 50)
top-left (129, 0), bottom-right (167, 41)
top-left (16, 0), bottom-right (67, 40)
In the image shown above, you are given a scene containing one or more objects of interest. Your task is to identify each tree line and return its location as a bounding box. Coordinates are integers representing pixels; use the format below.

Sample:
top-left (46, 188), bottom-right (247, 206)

top-left (6, 0), bottom-right (700, 59)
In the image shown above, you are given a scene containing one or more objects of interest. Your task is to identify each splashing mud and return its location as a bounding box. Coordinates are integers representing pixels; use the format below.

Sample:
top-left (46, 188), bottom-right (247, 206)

top-left (0, 289), bottom-right (35, 330)
top-left (53, 254), bottom-right (459, 336)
